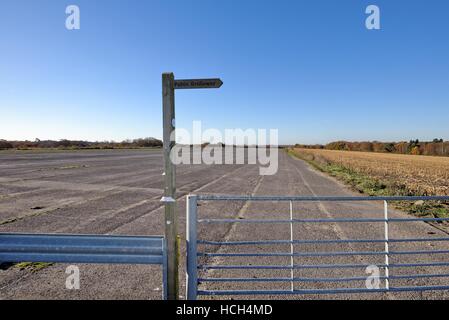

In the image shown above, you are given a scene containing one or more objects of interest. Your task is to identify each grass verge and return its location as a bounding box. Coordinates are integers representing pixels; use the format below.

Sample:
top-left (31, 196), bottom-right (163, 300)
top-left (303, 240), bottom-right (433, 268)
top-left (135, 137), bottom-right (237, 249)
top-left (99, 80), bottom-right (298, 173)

top-left (287, 148), bottom-right (449, 219)
top-left (14, 262), bottom-right (53, 272)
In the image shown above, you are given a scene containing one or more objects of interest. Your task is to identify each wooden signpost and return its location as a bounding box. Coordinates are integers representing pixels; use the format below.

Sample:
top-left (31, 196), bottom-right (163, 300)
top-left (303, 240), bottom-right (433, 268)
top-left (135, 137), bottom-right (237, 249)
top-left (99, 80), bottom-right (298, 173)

top-left (161, 73), bottom-right (223, 300)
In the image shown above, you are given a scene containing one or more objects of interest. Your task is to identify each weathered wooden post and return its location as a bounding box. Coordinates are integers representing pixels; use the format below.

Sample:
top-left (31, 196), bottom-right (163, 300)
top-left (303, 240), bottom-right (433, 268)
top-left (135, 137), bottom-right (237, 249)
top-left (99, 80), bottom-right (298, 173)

top-left (161, 72), bottom-right (178, 300)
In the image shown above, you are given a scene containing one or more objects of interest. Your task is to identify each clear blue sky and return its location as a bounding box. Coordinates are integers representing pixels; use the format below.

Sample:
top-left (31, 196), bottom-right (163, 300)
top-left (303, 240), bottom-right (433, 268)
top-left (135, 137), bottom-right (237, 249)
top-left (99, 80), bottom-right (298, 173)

top-left (1, 0), bottom-right (448, 144)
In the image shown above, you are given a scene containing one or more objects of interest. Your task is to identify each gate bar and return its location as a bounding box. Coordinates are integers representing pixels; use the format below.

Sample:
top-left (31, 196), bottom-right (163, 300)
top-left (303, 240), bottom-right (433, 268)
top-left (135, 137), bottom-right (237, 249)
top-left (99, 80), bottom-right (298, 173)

top-left (198, 238), bottom-right (449, 245)
top-left (198, 261), bottom-right (449, 269)
top-left (198, 273), bottom-right (449, 282)
top-left (198, 249), bottom-right (449, 257)
top-left (196, 195), bottom-right (449, 201)
top-left (198, 217), bottom-right (449, 224)
top-left (186, 195), bottom-right (198, 300)
top-left (289, 201), bottom-right (294, 292)
top-left (197, 285), bottom-right (449, 296)
top-left (384, 201), bottom-right (390, 289)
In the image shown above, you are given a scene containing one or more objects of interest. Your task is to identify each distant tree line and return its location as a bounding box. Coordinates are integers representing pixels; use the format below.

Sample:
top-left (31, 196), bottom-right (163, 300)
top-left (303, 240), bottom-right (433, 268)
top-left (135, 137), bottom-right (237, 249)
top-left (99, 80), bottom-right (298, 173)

top-left (0, 138), bottom-right (162, 150)
top-left (295, 139), bottom-right (448, 157)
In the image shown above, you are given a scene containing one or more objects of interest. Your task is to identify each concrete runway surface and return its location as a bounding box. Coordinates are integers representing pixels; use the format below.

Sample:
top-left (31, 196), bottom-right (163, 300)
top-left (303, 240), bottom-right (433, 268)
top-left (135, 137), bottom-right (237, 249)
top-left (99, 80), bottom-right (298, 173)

top-left (0, 149), bottom-right (448, 300)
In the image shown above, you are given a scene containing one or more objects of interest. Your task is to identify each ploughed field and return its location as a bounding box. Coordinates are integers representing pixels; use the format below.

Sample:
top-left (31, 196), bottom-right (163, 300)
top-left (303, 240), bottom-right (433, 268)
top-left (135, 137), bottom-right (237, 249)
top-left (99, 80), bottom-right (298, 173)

top-left (292, 148), bottom-right (449, 196)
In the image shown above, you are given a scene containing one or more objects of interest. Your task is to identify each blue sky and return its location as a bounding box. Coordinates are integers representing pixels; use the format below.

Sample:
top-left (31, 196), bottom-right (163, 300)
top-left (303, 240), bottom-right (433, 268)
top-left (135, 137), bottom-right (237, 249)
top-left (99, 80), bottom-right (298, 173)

top-left (0, 0), bottom-right (448, 144)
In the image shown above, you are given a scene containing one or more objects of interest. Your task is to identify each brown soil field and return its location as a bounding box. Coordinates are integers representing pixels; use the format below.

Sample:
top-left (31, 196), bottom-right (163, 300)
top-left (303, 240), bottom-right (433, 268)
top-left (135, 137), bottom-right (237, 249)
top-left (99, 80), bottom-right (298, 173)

top-left (292, 148), bottom-right (449, 196)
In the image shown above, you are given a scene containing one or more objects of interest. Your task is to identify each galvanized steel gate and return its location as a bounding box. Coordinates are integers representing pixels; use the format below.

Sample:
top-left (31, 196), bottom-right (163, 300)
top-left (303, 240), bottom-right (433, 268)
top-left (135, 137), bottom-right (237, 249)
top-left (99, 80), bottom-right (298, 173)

top-left (186, 195), bottom-right (449, 299)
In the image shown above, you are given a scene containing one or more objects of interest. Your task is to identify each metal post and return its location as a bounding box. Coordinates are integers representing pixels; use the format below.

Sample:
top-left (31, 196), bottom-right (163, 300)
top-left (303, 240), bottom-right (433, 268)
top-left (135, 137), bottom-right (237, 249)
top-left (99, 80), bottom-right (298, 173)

top-left (384, 200), bottom-right (390, 290)
top-left (161, 72), bottom-right (178, 300)
top-left (289, 201), bottom-right (294, 292)
top-left (186, 195), bottom-right (198, 300)
top-left (162, 238), bottom-right (168, 300)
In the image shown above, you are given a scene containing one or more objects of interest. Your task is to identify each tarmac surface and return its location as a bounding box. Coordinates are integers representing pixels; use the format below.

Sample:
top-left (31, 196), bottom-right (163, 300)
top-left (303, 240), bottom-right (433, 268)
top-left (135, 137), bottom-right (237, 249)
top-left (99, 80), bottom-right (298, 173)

top-left (1, 148), bottom-right (448, 300)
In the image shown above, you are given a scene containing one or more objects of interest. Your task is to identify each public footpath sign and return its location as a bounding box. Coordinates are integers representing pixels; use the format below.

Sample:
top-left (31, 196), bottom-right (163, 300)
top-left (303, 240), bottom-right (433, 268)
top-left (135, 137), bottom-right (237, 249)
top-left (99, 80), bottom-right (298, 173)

top-left (174, 78), bottom-right (223, 89)
top-left (161, 73), bottom-right (223, 300)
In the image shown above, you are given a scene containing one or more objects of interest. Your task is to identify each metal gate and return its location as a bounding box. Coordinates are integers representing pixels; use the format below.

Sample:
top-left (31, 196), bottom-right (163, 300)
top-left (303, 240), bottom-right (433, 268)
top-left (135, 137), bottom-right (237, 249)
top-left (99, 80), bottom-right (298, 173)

top-left (186, 194), bottom-right (449, 299)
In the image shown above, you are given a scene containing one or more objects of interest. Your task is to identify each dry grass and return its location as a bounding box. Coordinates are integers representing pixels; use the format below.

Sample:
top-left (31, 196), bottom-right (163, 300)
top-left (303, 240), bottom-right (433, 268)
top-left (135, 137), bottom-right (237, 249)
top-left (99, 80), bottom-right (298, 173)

top-left (292, 148), bottom-right (449, 196)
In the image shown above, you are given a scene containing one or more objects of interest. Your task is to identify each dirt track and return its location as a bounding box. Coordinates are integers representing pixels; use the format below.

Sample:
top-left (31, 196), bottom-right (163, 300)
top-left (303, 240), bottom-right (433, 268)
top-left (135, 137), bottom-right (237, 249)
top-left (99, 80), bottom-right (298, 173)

top-left (1, 149), bottom-right (448, 300)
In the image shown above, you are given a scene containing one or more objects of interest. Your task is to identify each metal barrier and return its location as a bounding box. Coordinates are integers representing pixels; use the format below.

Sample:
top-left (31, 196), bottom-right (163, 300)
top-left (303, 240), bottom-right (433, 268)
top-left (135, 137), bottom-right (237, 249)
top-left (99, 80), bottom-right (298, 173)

top-left (0, 233), bottom-right (168, 299)
top-left (186, 194), bottom-right (449, 299)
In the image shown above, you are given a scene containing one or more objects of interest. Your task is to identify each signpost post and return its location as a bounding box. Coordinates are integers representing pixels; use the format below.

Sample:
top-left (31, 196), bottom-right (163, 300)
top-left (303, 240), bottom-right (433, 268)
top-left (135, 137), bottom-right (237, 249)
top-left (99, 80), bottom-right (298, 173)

top-left (161, 73), bottom-right (223, 300)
